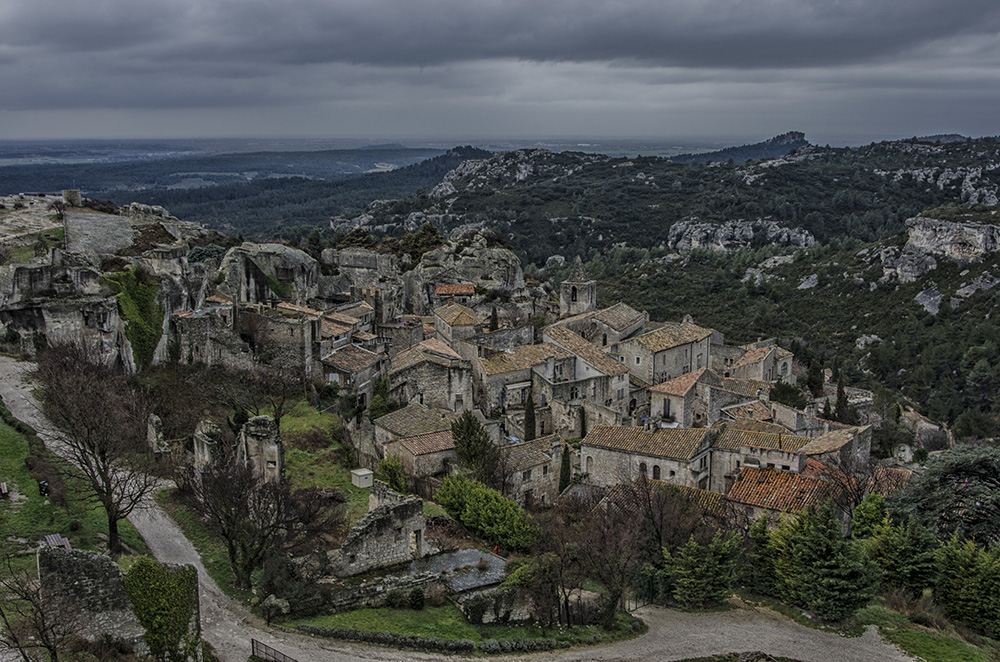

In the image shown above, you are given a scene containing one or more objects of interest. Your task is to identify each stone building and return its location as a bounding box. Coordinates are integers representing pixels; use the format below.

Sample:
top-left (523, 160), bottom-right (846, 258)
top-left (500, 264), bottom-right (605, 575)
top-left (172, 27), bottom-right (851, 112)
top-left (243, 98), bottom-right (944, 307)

top-left (475, 343), bottom-right (572, 415)
top-left (708, 425), bottom-right (812, 493)
top-left (383, 429), bottom-right (456, 480)
top-left (433, 302), bottom-right (480, 344)
top-left (336, 481), bottom-right (426, 577)
top-left (648, 368), bottom-right (760, 429)
top-left (388, 338), bottom-right (473, 412)
top-left (322, 344), bottom-right (386, 408)
top-left (581, 425), bottom-right (715, 490)
top-left (503, 435), bottom-right (564, 508)
top-left (727, 340), bottom-right (795, 383)
top-left (616, 318), bottom-right (714, 386)
top-left (559, 257), bottom-right (597, 318)
top-left (373, 403), bottom-right (459, 458)
top-left (556, 301), bottom-right (648, 349)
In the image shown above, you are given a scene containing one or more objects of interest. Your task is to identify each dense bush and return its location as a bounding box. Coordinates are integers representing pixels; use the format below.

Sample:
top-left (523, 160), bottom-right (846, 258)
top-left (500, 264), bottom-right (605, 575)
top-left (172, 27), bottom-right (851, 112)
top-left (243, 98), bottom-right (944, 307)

top-left (434, 474), bottom-right (537, 551)
top-left (297, 625), bottom-right (475, 653)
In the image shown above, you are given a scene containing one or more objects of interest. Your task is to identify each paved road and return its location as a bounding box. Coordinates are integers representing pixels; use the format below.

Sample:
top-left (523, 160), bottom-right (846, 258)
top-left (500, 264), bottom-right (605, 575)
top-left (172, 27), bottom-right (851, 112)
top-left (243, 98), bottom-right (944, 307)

top-left (0, 356), bottom-right (915, 662)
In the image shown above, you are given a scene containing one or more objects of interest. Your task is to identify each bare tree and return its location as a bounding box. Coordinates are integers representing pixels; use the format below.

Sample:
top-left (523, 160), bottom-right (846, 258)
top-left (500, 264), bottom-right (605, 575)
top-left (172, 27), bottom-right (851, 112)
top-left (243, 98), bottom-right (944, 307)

top-left (34, 344), bottom-right (158, 556)
top-left (188, 453), bottom-right (345, 590)
top-left (0, 551), bottom-right (81, 662)
top-left (212, 355), bottom-right (303, 433)
top-left (612, 475), bottom-right (722, 558)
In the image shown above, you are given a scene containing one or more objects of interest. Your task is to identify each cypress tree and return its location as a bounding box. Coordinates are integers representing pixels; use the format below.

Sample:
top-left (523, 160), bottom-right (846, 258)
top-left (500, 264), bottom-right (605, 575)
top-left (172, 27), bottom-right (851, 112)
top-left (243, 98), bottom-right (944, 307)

top-left (558, 444), bottom-right (571, 494)
top-left (523, 390), bottom-right (536, 441)
top-left (834, 373), bottom-right (850, 423)
top-left (490, 306), bottom-right (499, 332)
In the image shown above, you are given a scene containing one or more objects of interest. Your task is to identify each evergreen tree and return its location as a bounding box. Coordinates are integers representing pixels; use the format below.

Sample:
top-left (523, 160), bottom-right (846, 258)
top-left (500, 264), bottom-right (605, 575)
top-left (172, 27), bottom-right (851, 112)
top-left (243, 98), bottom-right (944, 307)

top-left (935, 535), bottom-right (998, 636)
top-left (822, 398), bottom-right (833, 420)
top-left (377, 454), bottom-right (409, 493)
top-left (490, 306), bottom-right (499, 332)
top-left (743, 517), bottom-right (777, 596)
top-left (523, 390), bottom-right (536, 441)
top-left (368, 394), bottom-right (388, 422)
top-left (852, 493), bottom-right (887, 538)
top-left (796, 504), bottom-right (881, 621)
top-left (807, 360), bottom-right (824, 397)
top-left (452, 410), bottom-right (502, 488)
top-left (666, 532), bottom-right (741, 609)
top-left (558, 444), bottom-right (572, 494)
top-left (834, 373), bottom-right (853, 423)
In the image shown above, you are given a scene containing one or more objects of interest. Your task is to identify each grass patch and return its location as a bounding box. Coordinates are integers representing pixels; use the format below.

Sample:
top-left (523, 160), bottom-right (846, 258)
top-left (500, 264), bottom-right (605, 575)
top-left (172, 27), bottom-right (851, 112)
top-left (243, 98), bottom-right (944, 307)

top-left (852, 603), bottom-right (997, 662)
top-left (155, 489), bottom-right (252, 604)
top-left (284, 448), bottom-right (369, 524)
top-left (290, 604), bottom-right (642, 647)
top-left (280, 399), bottom-right (338, 437)
top-left (423, 500), bottom-right (448, 518)
top-left (0, 417), bottom-right (146, 556)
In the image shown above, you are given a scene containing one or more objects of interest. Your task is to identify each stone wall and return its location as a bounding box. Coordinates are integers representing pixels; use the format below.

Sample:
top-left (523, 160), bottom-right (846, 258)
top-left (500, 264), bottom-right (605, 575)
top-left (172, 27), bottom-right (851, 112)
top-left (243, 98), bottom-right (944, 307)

top-left (336, 481), bottom-right (426, 577)
top-left (237, 415), bottom-right (283, 483)
top-left (37, 548), bottom-right (147, 654)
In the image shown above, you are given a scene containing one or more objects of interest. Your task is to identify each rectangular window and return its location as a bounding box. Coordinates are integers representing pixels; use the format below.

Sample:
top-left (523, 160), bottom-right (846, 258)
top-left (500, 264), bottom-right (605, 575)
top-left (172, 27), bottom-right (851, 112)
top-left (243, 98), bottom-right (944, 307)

top-left (543, 465), bottom-right (549, 476)
top-left (522, 469), bottom-right (531, 481)
top-left (635, 356), bottom-right (641, 365)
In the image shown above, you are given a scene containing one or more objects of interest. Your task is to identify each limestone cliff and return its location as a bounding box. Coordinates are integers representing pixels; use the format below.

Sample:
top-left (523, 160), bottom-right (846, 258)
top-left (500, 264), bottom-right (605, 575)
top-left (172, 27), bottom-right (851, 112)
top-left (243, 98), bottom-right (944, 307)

top-left (667, 219), bottom-right (814, 253)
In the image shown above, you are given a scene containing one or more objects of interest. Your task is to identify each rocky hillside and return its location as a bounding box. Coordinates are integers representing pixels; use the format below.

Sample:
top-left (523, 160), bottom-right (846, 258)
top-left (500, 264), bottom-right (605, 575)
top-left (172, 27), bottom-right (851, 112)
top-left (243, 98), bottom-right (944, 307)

top-left (334, 135), bottom-right (1000, 265)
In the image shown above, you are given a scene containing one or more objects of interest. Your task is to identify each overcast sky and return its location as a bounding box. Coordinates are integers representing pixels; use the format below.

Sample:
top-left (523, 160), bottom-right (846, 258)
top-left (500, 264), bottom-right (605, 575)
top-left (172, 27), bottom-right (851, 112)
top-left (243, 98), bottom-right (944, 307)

top-left (2, 0), bottom-right (999, 144)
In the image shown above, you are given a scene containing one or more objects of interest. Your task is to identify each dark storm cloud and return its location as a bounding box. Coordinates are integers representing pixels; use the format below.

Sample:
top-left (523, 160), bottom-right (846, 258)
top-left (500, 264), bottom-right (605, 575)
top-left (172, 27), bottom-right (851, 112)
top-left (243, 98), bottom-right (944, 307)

top-left (1, 0), bottom-right (999, 139)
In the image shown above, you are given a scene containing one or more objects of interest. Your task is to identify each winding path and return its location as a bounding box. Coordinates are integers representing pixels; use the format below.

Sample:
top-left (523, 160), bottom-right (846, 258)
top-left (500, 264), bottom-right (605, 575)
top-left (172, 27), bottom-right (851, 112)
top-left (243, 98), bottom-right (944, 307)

top-left (0, 356), bottom-right (914, 662)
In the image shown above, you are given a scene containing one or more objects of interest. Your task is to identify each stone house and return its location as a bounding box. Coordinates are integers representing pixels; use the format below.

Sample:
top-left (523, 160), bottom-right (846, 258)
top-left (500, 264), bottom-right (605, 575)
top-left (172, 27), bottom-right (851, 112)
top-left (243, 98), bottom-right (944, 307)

top-left (336, 300), bottom-right (376, 333)
top-left (649, 368), bottom-right (723, 427)
top-left (336, 481), bottom-right (426, 577)
top-left (321, 344), bottom-right (386, 408)
top-left (727, 340), bottom-right (795, 383)
top-left (433, 302), bottom-right (480, 344)
top-left (503, 434), bottom-right (564, 508)
top-left (708, 426), bottom-right (812, 493)
top-left (541, 325), bottom-right (631, 412)
top-left (475, 343), bottom-right (573, 415)
top-left (725, 459), bottom-right (842, 522)
top-left (376, 316), bottom-right (426, 357)
top-left (798, 425), bottom-right (873, 468)
top-left (559, 258), bottom-right (597, 318)
top-left (383, 428), bottom-right (456, 480)
top-left (557, 301), bottom-right (648, 349)
top-left (388, 338), bottom-right (473, 412)
top-left (580, 425), bottom-right (715, 490)
top-left (616, 318), bottom-right (714, 386)
top-left (719, 399), bottom-right (774, 425)
top-left (236, 415), bottom-right (284, 483)
top-left (373, 403), bottom-right (459, 458)
top-left (433, 282), bottom-right (476, 307)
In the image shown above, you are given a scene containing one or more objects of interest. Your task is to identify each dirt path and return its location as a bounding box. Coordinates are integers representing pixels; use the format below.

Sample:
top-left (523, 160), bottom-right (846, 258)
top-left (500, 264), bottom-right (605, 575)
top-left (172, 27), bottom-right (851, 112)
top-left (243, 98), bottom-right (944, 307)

top-left (0, 356), bottom-right (915, 662)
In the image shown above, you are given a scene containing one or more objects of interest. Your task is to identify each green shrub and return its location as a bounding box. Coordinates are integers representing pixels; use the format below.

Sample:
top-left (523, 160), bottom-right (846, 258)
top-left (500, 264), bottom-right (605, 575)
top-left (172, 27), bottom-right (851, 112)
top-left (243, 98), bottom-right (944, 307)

top-left (434, 474), bottom-right (537, 551)
top-left (103, 267), bottom-right (163, 369)
top-left (408, 587), bottom-right (425, 610)
top-left (123, 557), bottom-right (199, 660)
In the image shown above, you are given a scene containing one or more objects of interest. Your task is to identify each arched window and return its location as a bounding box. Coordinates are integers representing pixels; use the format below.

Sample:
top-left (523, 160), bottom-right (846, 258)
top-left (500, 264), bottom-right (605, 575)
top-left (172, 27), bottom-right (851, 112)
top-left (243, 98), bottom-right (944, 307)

top-left (639, 462), bottom-right (647, 477)
top-left (653, 465), bottom-right (661, 480)
top-left (586, 456), bottom-right (593, 473)
top-left (602, 333), bottom-right (608, 346)
top-left (571, 286), bottom-right (578, 302)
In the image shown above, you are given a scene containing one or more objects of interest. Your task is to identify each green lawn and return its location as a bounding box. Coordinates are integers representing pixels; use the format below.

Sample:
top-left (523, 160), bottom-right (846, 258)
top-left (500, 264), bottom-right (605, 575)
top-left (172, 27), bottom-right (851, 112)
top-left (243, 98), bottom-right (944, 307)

top-left (0, 417), bottom-right (147, 558)
top-left (291, 605), bottom-right (641, 647)
top-left (853, 604), bottom-right (997, 662)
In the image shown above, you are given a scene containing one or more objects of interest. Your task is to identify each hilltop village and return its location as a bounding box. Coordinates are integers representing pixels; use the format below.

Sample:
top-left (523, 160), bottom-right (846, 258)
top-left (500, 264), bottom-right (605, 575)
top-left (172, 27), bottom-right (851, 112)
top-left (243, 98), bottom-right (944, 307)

top-left (0, 190), bottom-right (958, 661)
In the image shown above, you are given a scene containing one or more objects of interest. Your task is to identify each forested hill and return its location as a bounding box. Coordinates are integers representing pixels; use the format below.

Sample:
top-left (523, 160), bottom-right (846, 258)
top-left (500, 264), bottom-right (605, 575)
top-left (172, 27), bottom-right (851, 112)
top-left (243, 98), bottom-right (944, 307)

top-left (341, 136), bottom-right (1000, 265)
top-left (110, 146), bottom-right (492, 239)
top-left (669, 131), bottom-right (809, 164)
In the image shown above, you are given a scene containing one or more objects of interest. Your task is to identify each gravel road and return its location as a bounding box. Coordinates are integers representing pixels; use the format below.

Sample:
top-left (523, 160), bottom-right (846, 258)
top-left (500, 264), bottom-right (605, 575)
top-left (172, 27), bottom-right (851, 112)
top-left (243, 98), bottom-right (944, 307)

top-left (0, 356), bottom-right (915, 662)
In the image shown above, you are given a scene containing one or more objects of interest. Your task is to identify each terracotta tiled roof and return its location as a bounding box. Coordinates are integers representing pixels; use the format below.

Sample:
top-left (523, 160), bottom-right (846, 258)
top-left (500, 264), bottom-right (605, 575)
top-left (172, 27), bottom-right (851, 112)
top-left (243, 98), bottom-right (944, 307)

top-left (721, 399), bottom-right (773, 421)
top-left (325, 310), bottom-right (361, 327)
top-left (434, 303), bottom-right (479, 327)
top-left (727, 464), bottom-right (840, 513)
top-left (505, 435), bottom-right (560, 470)
top-left (582, 425), bottom-right (711, 461)
top-left (720, 378), bottom-right (773, 399)
top-left (205, 294), bottom-right (232, 304)
top-left (390, 338), bottom-right (465, 375)
top-left (435, 283), bottom-right (475, 296)
top-left (798, 426), bottom-right (870, 455)
top-left (397, 429), bottom-right (455, 456)
top-left (374, 403), bottom-right (459, 437)
top-left (321, 320), bottom-right (352, 338)
top-left (479, 343), bottom-right (572, 376)
top-left (543, 325), bottom-right (629, 377)
top-left (713, 419), bottom-right (794, 435)
top-left (731, 345), bottom-right (773, 369)
top-left (628, 322), bottom-right (713, 353)
top-left (650, 368), bottom-right (715, 396)
top-left (322, 345), bottom-right (380, 373)
top-left (713, 427), bottom-right (811, 452)
top-left (591, 302), bottom-right (645, 332)
top-left (338, 301), bottom-right (374, 317)
top-left (276, 302), bottom-right (322, 317)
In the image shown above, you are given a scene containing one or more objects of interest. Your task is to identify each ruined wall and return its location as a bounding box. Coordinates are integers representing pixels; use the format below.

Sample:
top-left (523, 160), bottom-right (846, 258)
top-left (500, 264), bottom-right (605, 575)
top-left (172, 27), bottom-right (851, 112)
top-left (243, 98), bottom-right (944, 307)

top-left (337, 481), bottom-right (426, 577)
top-left (237, 415), bottom-right (283, 483)
top-left (37, 548), bottom-right (148, 653)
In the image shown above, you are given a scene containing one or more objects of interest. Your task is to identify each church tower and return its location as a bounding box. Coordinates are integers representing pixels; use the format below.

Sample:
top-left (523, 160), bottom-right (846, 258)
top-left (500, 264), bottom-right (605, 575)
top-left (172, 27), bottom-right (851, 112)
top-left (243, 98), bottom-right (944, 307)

top-left (559, 257), bottom-right (597, 318)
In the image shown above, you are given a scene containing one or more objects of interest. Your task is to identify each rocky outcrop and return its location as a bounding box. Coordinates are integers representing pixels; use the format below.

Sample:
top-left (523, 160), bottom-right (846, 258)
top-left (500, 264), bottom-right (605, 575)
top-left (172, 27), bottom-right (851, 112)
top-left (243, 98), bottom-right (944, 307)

top-left (667, 219), bottom-right (814, 252)
top-left (216, 242), bottom-right (319, 305)
top-left (403, 231), bottom-right (528, 314)
top-left (904, 216), bottom-right (1000, 263)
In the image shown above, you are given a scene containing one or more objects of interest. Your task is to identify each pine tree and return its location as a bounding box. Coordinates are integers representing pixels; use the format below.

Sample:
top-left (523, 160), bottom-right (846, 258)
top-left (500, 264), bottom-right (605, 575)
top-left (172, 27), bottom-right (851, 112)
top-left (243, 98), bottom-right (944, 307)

top-left (834, 373), bottom-right (851, 423)
top-left (490, 306), bottom-right (499, 332)
top-left (452, 410), bottom-right (502, 488)
top-left (667, 532), bottom-right (741, 609)
top-left (523, 390), bottom-right (536, 441)
top-left (558, 444), bottom-right (572, 494)
top-left (744, 516), bottom-right (777, 596)
top-left (797, 504), bottom-right (881, 621)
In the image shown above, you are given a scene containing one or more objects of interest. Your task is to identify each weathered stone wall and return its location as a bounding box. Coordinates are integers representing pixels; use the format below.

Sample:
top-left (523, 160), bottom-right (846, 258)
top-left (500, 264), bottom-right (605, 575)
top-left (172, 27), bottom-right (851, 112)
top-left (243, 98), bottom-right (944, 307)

top-left (337, 482), bottom-right (426, 577)
top-left (237, 415), bottom-right (283, 483)
top-left (390, 359), bottom-right (473, 412)
top-left (37, 548), bottom-right (148, 654)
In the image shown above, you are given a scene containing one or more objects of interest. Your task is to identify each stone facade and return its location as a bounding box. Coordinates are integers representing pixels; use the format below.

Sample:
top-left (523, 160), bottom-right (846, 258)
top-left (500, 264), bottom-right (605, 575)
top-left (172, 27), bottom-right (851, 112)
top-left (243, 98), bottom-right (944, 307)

top-left (617, 321), bottom-right (713, 386)
top-left (559, 258), bottom-right (597, 318)
top-left (192, 420), bottom-right (222, 474)
top-left (336, 481), bottom-right (426, 577)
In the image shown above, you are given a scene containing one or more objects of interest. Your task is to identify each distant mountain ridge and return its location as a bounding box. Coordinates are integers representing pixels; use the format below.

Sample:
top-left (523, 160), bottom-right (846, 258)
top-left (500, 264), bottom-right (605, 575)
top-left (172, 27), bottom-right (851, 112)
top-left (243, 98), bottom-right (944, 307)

top-left (669, 131), bottom-right (809, 164)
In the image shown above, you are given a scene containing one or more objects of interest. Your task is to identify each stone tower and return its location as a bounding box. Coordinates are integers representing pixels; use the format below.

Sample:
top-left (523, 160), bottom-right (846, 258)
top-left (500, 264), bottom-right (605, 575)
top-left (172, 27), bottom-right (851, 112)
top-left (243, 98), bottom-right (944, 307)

top-left (559, 257), bottom-right (597, 318)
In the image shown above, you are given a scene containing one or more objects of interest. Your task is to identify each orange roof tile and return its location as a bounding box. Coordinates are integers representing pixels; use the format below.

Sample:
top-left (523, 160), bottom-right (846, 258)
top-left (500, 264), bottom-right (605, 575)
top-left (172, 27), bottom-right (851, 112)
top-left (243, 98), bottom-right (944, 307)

top-left (397, 429), bottom-right (455, 456)
top-left (479, 343), bottom-right (572, 376)
top-left (713, 427), bottom-right (811, 452)
top-left (650, 368), bottom-right (720, 396)
top-left (727, 465), bottom-right (840, 513)
top-left (322, 345), bottom-right (381, 373)
top-left (434, 302), bottom-right (479, 327)
top-left (627, 322), bottom-right (713, 353)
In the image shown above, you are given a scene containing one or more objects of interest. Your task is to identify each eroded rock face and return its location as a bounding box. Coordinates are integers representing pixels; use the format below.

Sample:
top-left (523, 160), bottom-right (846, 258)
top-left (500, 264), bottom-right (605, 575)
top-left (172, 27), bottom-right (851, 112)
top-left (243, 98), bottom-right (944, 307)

top-left (217, 242), bottom-right (319, 304)
top-left (905, 216), bottom-right (1000, 264)
top-left (667, 219), bottom-right (814, 252)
